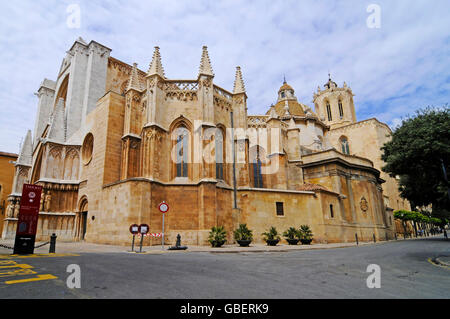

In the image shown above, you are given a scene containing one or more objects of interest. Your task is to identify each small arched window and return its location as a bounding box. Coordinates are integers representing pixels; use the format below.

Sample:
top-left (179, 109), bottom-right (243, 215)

top-left (326, 102), bottom-right (332, 121)
top-left (340, 136), bottom-right (350, 155)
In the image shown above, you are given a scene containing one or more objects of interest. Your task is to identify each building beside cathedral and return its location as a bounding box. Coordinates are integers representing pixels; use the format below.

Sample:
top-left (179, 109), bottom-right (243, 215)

top-left (2, 38), bottom-right (410, 245)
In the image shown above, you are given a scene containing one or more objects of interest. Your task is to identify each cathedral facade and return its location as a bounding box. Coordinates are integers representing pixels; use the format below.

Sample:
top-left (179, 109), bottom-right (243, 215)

top-left (2, 38), bottom-right (409, 245)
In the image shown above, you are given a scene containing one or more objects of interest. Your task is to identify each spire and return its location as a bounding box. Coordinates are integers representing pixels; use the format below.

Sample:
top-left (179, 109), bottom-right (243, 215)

top-left (324, 71), bottom-right (337, 89)
top-left (47, 98), bottom-right (66, 142)
top-left (17, 130), bottom-right (32, 166)
top-left (283, 74), bottom-right (286, 84)
top-left (233, 66), bottom-right (246, 94)
top-left (198, 46), bottom-right (214, 77)
top-left (147, 46), bottom-right (165, 78)
top-left (127, 63), bottom-right (143, 92)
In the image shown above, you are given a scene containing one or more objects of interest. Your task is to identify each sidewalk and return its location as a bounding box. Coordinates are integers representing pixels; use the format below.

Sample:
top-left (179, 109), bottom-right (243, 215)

top-left (0, 237), bottom-right (403, 255)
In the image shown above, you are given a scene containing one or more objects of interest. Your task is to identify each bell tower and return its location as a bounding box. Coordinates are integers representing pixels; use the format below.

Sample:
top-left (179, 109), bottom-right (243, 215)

top-left (313, 74), bottom-right (356, 128)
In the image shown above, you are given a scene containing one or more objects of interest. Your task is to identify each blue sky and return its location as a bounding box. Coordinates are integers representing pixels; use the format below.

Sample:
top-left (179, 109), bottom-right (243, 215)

top-left (0, 0), bottom-right (449, 153)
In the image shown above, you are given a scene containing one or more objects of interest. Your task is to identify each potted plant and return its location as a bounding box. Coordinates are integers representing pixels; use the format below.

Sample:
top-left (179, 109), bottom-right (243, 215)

top-left (283, 227), bottom-right (300, 245)
top-left (234, 224), bottom-right (253, 247)
top-left (208, 226), bottom-right (227, 247)
top-left (298, 225), bottom-right (313, 245)
top-left (262, 226), bottom-right (281, 246)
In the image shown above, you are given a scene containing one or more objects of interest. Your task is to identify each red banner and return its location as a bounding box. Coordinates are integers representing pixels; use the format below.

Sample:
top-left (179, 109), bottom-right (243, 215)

top-left (16, 184), bottom-right (43, 236)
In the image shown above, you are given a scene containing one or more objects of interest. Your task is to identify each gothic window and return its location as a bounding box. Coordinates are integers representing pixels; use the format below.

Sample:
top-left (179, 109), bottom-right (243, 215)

top-left (215, 128), bottom-right (224, 180)
top-left (251, 145), bottom-right (264, 188)
top-left (281, 91), bottom-right (285, 98)
top-left (175, 126), bottom-right (189, 177)
top-left (326, 102), bottom-right (332, 121)
top-left (340, 136), bottom-right (350, 155)
top-left (253, 158), bottom-right (263, 188)
top-left (338, 100), bottom-right (344, 118)
top-left (330, 204), bottom-right (334, 218)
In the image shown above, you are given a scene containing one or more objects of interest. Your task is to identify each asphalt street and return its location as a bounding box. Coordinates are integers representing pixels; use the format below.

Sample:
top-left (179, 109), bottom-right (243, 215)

top-left (0, 236), bottom-right (448, 299)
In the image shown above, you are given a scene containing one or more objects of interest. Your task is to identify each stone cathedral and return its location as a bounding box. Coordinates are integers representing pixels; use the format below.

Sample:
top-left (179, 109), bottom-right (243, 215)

top-left (2, 38), bottom-right (410, 245)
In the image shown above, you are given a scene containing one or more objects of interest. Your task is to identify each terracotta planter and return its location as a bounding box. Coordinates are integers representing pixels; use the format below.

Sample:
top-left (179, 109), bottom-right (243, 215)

top-left (237, 240), bottom-right (252, 247)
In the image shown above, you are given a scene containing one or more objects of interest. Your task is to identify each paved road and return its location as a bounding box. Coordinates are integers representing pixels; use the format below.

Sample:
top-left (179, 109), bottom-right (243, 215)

top-left (0, 236), bottom-right (448, 299)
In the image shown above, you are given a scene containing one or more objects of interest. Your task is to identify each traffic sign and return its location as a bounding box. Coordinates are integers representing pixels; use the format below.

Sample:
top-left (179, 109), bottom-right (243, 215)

top-left (158, 201), bottom-right (169, 213)
top-left (138, 224), bottom-right (149, 234)
top-left (129, 224), bottom-right (139, 235)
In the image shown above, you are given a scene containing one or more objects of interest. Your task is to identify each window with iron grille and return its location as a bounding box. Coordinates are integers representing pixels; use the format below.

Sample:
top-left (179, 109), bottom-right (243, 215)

top-left (276, 202), bottom-right (284, 216)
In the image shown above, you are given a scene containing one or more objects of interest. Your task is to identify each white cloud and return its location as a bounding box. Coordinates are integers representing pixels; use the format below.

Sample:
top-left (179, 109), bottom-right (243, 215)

top-left (0, 0), bottom-right (449, 153)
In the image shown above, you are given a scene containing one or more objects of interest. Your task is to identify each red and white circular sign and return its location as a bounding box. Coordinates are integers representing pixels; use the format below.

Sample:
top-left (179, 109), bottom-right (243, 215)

top-left (158, 201), bottom-right (169, 213)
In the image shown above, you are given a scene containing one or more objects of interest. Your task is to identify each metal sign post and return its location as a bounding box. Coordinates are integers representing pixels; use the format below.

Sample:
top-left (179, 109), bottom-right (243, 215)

top-left (137, 224), bottom-right (149, 253)
top-left (139, 234), bottom-right (144, 253)
top-left (158, 201), bottom-right (169, 250)
top-left (162, 213), bottom-right (165, 249)
top-left (129, 224), bottom-right (139, 252)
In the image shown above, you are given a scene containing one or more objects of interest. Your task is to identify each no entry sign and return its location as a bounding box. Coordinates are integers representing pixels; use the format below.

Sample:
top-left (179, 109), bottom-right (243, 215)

top-left (158, 201), bottom-right (169, 213)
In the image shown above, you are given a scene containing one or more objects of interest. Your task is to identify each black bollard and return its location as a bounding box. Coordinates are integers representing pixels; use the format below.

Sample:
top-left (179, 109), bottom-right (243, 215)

top-left (355, 233), bottom-right (359, 245)
top-left (49, 233), bottom-right (57, 253)
top-left (373, 234), bottom-right (376, 243)
top-left (395, 233), bottom-right (397, 240)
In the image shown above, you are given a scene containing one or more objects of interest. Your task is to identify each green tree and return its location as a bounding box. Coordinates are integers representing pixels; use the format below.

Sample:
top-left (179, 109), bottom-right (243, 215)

top-left (381, 107), bottom-right (450, 219)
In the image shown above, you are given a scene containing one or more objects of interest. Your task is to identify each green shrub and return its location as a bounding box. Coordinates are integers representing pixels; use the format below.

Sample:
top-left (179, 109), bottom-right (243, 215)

top-left (283, 227), bottom-right (300, 240)
top-left (262, 226), bottom-right (280, 241)
top-left (298, 225), bottom-right (313, 240)
top-left (208, 226), bottom-right (227, 245)
top-left (234, 224), bottom-right (253, 241)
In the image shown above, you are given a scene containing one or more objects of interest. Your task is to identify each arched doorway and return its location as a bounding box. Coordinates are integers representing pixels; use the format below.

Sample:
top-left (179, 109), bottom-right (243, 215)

top-left (78, 197), bottom-right (88, 240)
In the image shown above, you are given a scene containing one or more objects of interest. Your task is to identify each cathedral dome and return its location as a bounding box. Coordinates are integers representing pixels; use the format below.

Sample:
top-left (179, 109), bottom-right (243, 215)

top-left (278, 82), bottom-right (294, 93)
top-left (269, 79), bottom-right (306, 117)
top-left (272, 100), bottom-right (305, 117)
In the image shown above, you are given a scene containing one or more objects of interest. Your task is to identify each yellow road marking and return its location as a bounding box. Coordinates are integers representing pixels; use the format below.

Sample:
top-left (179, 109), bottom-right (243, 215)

top-left (427, 258), bottom-right (450, 270)
top-left (5, 274), bottom-right (57, 284)
top-left (0, 253), bottom-right (79, 259)
top-left (0, 268), bottom-right (37, 277)
top-left (0, 264), bottom-right (34, 269)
